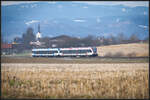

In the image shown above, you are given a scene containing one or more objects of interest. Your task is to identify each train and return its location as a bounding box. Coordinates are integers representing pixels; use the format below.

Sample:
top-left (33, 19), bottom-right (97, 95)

top-left (32, 47), bottom-right (98, 57)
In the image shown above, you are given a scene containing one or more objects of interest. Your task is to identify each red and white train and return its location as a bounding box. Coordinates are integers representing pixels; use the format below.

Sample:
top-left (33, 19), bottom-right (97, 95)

top-left (32, 47), bottom-right (98, 57)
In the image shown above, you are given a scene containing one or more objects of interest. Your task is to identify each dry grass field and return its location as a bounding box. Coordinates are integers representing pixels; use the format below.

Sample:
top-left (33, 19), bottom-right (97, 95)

top-left (1, 63), bottom-right (149, 99)
top-left (1, 43), bottom-right (149, 99)
top-left (97, 43), bottom-right (149, 57)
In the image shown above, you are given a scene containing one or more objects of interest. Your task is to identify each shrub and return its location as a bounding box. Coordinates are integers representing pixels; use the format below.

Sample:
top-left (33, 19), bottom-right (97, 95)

top-left (113, 52), bottom-right (124, 57)
top-left (104, 52), bottom-right (113, 57)
top-left (127, 52), bottom-right (136, 57)
top-left (105, 52), bottom-right (124, 57)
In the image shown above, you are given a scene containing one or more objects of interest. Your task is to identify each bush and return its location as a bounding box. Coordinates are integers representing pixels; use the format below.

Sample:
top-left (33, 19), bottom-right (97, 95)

top-left (113, 52), bottom-right (124, 57)
top-left (104, 52), bottom-right (113, 57)
top-left (104, 52), bottom-right (125, 57)
top-left (127, 52), bottom-right (136, 57)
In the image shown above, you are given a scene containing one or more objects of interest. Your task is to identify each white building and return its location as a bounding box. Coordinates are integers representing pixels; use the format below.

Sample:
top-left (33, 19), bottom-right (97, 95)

top-left (36, 24), bottom-right (42, 41)
top-left (30, 23), bottom-right (45, 47)
top-left (36, 32), bottom-right (41, 41)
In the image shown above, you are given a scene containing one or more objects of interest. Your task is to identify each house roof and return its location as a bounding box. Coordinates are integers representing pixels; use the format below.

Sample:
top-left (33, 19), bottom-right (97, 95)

top-left (1, 44), bottom-right (12, 49)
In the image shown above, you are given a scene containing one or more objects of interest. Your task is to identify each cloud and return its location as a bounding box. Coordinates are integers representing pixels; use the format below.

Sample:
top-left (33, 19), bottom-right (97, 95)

top-left (20, 5), bottom-right (25, 8)
top-left (97, 18), bottom-right (101, 23)
top-left (20, 4), bottom-right (37, 8)
top-left (144, 11), bottom-right (147, 15)
top-left (138, 25), bottom-right (148, 29)
top-left (102, 33), bottom-right (109, 37)
top-left (53, 20), bottom-right (58, 24)
top-left (74, 1), bottom-right (149, 7)
top-left (72, 4), bottom-right (77, 7)
top-left (31, 4), bottom-right (37, 8)
top-left (1, 1), bottom-right (38, 6)
top-left (122, 21), bottom-right (130, 25)
top-left (122, 8), bottom-right (126, 12)
top-left (58, 5), bottom-right (63, 8)
top-left (20, 5), bottom-right (29, 8)
top-left (83, 6), bottom-right (88, 8)
top-left (116, 18), bottom-right (120, 23)
top-left (73, 19), bottom-right (86, 22)
top-left (25, 20), bottom-right (39, 25)
top-left (109, 20), bottom-right (130, 28)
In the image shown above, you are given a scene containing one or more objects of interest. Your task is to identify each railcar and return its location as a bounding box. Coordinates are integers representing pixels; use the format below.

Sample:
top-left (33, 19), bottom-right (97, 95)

top-left (59, 47), bottom-right (97, 57)
top-left (32, 47), bottom-right (98, 57)
top-left (32, 48), bottom-right (59, 57)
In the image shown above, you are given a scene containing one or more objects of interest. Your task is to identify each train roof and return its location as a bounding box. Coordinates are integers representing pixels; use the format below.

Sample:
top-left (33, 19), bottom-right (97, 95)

top-left (60, 47), bottom-right (92, 50)
top-left (32, 48), bottom-right (59, 51)
top-left (32, 47), bottom-right (96, 51)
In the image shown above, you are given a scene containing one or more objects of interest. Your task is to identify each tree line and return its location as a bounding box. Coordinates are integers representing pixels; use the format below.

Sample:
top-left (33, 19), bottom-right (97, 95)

top-left (40, 33), bottom-right (148, 48)
top-left (2, 27), bottom-right (149, 53)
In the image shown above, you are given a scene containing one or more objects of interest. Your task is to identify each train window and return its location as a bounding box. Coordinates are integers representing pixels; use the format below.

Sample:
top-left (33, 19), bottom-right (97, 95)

top-left (60, 50), bottom-right (75, 54)
top-left (72, 50), bottom-right (77, 53)
top-left (60, 50), bottom-right (68, 54)
top-left (66, 50), bottom-right (71, 54)
top-left (32, 50), bottom-right (58, 54)
top-left (51, 51), bottom-right (58, 54)
top-left (77, 50), bottom-right (81, 53)
top-left (87, 50), bottom-right (92, 53)
top-left (79, 49), bottom-right (92, 53)
top-left (92, 48), bottom-right (97, 53)
top-left (60, 49), bottom-right (92, 54)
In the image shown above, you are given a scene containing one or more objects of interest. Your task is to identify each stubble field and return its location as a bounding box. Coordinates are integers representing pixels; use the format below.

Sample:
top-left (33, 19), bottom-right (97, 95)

top-left (1, 62), bottom-right (149, 99)
top-left (97, 43), bottom-right (149, 57)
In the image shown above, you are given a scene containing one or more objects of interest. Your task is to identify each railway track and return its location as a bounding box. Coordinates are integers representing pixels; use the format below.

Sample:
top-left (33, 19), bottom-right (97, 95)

top-left (1, 55), bottom-right (149, 59)
top-left (1, 56), bottom-right (149, 64)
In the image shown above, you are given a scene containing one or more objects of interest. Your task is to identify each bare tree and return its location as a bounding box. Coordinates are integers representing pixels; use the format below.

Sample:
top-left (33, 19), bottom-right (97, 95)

top-left (129, 34), bottom-right (140, 43)
top-left (22, 27), bottom-right (36, 49)
top-left (117, 33), bottom-right (126, 44)
top-left (108, 34), bottom-right (117, 45)
top-left (143, 36), bottom-right (149, 43)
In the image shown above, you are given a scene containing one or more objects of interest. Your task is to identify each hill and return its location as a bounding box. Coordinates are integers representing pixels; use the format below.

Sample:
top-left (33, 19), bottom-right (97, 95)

top-left (97, 43), bottom-right (149, 57)
top-left (50, 35), bottom-right (73, 41)
top-left (2, 2), bottom-right (149, 42)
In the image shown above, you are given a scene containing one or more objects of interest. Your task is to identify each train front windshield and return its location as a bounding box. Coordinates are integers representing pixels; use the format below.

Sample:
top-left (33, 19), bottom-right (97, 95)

top-left (92, 47), bottom-right (97, 53)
